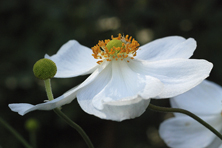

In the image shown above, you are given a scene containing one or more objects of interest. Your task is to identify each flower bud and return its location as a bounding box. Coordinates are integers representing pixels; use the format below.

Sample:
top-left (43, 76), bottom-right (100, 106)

top-left (25, 118), bottom-right (39, 132)
top-left (33, 58), bottom-right (57, 80)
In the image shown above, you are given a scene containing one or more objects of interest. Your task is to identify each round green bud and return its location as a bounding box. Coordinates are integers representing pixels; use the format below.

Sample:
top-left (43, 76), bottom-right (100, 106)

top-left (106, 39), bottom-right (123, 50)
top-left (25, 118), bottom-right (39, 132)
top-left (33, 58), bottom-right (57, 80)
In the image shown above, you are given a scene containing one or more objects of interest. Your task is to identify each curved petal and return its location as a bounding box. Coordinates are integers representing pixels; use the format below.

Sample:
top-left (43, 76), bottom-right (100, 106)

top-left (45, 40), bottom-right (99, 78)
top-left (136, 36), bottom-right (196, 61)
top-left (98, 97), bottom-right (151, 121)
top-left (8, 87), bottom-right (78, 116)
top-left (171, 80), bottom-right (222, 116)
top-left (77, 60), bottom-right (164, 121)
top-left (92, 60), bottom-right (164, 109)
top-left (8, 62), bottom-right (109, 115)
top-left (207, 134), bottom-right (222, 148)
top-left (128, 58), bottom-right (213, 98)
top-left (159, 115), bottom-right (222, 148)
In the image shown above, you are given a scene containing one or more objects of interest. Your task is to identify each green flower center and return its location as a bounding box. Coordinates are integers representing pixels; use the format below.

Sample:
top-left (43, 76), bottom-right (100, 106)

top-left (106, 39), bottom-right (123, 51)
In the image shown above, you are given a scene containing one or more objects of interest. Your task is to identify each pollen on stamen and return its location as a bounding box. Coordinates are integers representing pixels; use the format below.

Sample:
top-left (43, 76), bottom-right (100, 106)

top-left (97, 60), bottom-right (103, 64)
top-left (91, 33), bottom-right (140, 64)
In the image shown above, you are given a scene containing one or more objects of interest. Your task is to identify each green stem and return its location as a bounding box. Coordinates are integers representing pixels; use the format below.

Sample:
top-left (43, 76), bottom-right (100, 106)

top-left (29, 131), bottom-right (37, 148)
top-left (44, 79), bottom-right (54, 101)
top-left (0, 117), bottom-right (33, 148)
top-left (44, 79), bottom-right (94, 148)
top-left (53, 108), bottom-right (94, 148)
top-left (148, 103), bottom-right (222, 140)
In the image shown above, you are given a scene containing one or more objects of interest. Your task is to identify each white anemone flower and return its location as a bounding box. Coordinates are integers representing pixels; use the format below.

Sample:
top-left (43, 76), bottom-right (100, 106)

top-left (159, 80), bottom-right (222, 148)
top-left (9, 34), bottom-right (213, 121)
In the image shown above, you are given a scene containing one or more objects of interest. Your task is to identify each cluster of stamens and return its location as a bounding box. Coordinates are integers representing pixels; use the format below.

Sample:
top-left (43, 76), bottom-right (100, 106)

top-left (91, 33), bottom-right (140, 64)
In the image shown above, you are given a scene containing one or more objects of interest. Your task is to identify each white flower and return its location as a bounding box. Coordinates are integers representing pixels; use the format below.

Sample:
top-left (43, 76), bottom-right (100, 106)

top-left (9, 34), bottom-right (213, 121)
top-left (159, 80), bottom-right (222, 148)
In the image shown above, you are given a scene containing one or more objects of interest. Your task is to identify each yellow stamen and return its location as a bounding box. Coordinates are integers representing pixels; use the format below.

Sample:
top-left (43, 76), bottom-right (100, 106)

top-left (91, 33), bottom-right (140, 64)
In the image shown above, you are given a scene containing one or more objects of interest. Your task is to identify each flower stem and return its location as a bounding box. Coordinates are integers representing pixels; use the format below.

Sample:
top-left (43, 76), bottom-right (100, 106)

top-left (53, 108), bottom-right (94, 148)
top-left (0, 117), bottom-right (33, 148)
top-left (44, 79), bottom-right (94, 148)
top-left (29, 131), bottom-right (37, 148)
top-left (148, 103), bottom-right (222, 140)
top-left (44, 79), bottom-right (54, 101)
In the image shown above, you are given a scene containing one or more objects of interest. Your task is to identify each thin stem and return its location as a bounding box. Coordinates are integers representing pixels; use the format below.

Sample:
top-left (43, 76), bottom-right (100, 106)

top-left (29, 131), bottom-right (37, 148)
top-left (53, 108), bottom-right (94, 148)
top-left (44, 79), bottom-right (54, 101)
top-left (148, 103), bottom-right (222, 140)
top-left (0, 117), bottom-right (33, 148)
top-left (44, 79), bottom-right (94, 148)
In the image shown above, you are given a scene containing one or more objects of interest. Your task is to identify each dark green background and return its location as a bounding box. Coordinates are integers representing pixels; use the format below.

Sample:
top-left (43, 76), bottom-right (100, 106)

top-left (1, 0), bottom-right (221, 147)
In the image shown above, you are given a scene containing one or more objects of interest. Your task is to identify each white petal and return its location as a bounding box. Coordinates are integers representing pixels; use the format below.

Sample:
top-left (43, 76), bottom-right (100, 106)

top-left (77, 60), bottom-right (163, 121)
top-left (92, 60), bottom-right (164, 109)
top-left (136, 36), bottom-right (196, 61)
top-left (159, 115), bottom-right (222, 148)
top-left (45, 40), bottom-right (99, 78)
top-left (207, 135), bottom-right (222, 148)
top-left (9, 62), bottom-right (109, 115)
top-left (171, 80), bottom-right (222, 116)
top-left (8, 88), bottom-right (77, 116)
top-left (128, 58), bottom-right (213, 98)
top-left (9, 104), bottom-right (36, 116)
top-left (99, 97), bottom-right (151, 121)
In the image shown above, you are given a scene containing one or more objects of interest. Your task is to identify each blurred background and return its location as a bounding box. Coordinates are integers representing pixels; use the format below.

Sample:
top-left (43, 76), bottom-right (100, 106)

top-left (1, 0), bottom-right (222, 147)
